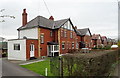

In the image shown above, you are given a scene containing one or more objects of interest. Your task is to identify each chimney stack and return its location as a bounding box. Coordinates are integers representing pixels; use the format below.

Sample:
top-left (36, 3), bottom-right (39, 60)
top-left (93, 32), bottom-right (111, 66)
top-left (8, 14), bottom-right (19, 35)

top-left (49, 16), bottom-right (54, 20)
top-left (75, 26), bottom-right (77, 29)
top-left (22, 9), bottom-right (27, 26)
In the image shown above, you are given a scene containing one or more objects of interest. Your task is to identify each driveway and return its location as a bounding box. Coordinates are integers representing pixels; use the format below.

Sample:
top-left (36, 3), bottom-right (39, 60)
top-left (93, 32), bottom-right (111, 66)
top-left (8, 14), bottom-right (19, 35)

top-left (1, 58), bottom-right (45, 78)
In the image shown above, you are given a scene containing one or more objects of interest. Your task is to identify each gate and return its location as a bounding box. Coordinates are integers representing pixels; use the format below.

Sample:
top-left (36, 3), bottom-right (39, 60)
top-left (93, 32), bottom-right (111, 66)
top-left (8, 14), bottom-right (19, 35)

top-left (50, 56), bottom-right (63, 76)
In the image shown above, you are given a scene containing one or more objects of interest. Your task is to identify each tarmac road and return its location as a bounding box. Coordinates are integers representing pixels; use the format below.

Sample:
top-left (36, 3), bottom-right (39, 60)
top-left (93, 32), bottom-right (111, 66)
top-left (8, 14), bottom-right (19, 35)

top-left (1, 58), bottom-right (45, 78)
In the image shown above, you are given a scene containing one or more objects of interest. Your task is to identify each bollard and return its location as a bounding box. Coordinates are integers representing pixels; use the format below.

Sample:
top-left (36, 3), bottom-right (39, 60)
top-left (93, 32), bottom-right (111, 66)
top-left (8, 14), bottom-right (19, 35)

top-left (45, 68), bottom-right (47, 76)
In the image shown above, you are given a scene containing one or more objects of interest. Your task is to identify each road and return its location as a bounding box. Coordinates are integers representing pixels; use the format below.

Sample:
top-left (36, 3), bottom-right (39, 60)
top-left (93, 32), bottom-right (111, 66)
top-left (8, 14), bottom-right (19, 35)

top-left (1, 58), bottom-right (45, 78)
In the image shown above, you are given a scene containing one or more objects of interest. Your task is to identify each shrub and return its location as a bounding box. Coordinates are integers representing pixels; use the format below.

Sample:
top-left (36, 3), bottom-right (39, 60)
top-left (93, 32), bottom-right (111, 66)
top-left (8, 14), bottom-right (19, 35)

top-left (104, 45), bottom-right (111, 50)
top-left (62, 50), bottom-right (118, 76)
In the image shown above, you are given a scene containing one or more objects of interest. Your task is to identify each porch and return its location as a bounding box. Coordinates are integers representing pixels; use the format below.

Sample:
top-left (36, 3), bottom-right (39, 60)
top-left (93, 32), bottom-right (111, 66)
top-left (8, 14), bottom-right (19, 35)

top-left (47, 42), bottom-right (59, 57)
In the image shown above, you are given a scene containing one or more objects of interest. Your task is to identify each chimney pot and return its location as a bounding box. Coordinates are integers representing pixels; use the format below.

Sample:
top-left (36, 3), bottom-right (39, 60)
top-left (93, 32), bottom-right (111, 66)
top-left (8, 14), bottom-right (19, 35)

top-left (75, 26), bottom-right (77, 29)
top-left (49, 16), bottom-right (54, 20)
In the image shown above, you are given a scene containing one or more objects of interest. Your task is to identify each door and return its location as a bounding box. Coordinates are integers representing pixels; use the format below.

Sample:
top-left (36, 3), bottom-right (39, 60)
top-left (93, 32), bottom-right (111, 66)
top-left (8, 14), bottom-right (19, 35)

top-left (30, 44), bottom-right (34, 57)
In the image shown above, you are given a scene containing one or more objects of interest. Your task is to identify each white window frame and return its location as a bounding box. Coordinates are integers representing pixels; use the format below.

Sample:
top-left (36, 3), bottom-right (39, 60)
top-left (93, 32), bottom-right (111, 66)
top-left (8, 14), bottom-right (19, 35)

top-left (41, 35), bottom-right (44, 43)
top-left (50, 31), bottom-right (53, 37)
top-left (70, 32), bottom-right (73, 38)
top-left (64, 31), bottom-right (67, 37)
top-left (62, 42), bottom-right (65, 50)
top-left (14, 44), bottom-right (20, 50)
top-left (72, 43), bottom-right (74, 49)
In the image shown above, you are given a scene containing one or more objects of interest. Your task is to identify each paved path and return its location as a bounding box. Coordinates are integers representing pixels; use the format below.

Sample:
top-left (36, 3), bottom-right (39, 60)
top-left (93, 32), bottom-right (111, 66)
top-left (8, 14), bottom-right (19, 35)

top-left (1, 58), bottom-right (45, 78)
top-left (19, 59), bottom-right (44, 65)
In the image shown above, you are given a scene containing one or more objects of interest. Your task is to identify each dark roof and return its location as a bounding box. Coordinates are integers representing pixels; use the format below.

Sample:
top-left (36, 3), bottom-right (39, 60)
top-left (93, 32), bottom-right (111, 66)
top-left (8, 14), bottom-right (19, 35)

top-left (101, 36), bottom-right (107, 40)
top-left (77, 28), bottom-right (92, 36)
top-left (92, 34), bottom-right (101, 40)
top-left (18, 16), bottom-right (69, 30)
top-left (107, 38), bottom-right (112, 42)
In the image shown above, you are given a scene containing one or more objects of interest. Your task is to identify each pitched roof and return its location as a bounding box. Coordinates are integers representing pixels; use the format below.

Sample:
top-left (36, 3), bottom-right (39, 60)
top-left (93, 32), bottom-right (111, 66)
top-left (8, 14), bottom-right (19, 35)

top-left (77, 28), bottom-right (91, 36)
top-left (17, 16), bottom-right (69, 30)
top-left (107, 38), bottom-right (112, 42)
top-left (92, 34), bottom-right (101, 39)
top-left (101, 36), bottom-right (107, 40)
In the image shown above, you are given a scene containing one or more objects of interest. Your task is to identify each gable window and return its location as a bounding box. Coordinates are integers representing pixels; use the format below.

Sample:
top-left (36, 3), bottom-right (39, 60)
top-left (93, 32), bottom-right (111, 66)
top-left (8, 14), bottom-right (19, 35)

top-left (14, 44), bottom-right (20, 50)
top-left (61, 29), bottom-right (63, 37)
top-left (40, 35), bottom-right (44, 43)
top-left (64, 31), bottom-right (67, 37)
top-left (50, 31), bottom-right (53, 37)
top-left (62, 42), bottom-right (65, 50)
top-left (70, 32), bottom-right (73, 38)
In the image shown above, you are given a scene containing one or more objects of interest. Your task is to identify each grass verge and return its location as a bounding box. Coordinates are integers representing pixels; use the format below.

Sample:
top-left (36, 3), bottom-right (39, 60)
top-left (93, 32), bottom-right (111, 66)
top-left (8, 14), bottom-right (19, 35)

top-left (20, 58), bottom-right (54, 76)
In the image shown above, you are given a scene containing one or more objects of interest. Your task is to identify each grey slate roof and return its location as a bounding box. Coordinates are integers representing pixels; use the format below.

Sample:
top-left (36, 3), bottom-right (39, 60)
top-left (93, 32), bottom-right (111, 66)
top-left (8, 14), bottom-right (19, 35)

top-left (107, 38), bottom-right (112, 42)
top-left (18, 16), bottom-right (69, 30)
top-left (77, 28), bottom-right (91, 36)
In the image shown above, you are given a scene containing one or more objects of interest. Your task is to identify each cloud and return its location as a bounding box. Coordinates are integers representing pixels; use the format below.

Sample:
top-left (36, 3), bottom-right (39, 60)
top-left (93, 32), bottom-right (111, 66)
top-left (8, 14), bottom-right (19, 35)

top-left (1, 0), bottom-right (118, 39)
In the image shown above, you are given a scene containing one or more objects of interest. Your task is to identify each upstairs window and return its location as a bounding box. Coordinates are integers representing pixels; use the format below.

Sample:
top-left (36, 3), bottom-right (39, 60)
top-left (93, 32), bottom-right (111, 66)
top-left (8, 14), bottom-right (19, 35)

top-left (50, 31), bottom-right (53, 37)
top-left (40, 35), bottom-right (44, 44)
top-left (14, 44), bottom-right (20, 50)
top-left (61, 29), bottom-right (63, 37)
top-left (64, 31), bottom-right (67, 37)
top-left (70, 32), bottom-right (73, 38)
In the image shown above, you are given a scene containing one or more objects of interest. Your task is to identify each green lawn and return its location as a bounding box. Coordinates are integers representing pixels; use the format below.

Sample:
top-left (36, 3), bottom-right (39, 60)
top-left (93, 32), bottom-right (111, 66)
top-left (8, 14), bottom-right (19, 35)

top-left (20, 58), bottom-right (54, 76)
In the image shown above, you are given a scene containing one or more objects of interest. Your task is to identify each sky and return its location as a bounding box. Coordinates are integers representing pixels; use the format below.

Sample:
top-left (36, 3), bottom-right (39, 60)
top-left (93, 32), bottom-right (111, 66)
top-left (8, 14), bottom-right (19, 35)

top-left (0, 0), bottom-right (118, 39)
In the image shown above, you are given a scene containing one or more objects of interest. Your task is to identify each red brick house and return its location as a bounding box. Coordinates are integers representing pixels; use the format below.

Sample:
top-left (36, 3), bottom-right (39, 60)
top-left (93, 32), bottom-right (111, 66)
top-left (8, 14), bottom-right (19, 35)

top-left (92, 34), bottom-right (102, 48)
top-left (7, 9), bottom-right (116, 61)
top-left (76, 28), bottom-right (92, 48)
top-left (107, 38), bottom-right (117, 46)
top-left (101, 36), bottom-right (107, 47)
top-left (8, 9), bottom-right (78, 60)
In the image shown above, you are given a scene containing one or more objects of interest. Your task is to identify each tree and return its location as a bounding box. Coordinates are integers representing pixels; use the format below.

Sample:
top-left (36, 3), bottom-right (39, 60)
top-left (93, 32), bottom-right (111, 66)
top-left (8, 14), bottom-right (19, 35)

top-left (0, 9), bottom-right (15, 22)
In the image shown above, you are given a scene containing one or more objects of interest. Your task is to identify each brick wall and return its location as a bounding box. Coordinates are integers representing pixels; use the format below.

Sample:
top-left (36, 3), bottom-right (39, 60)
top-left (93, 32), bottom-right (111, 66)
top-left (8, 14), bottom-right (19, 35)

top-left (26, 39), bottom-right (38, 60)
top-left (40, 28), bottom-right (55, 56)
top-left (59, 28), bottom-right (77, 54)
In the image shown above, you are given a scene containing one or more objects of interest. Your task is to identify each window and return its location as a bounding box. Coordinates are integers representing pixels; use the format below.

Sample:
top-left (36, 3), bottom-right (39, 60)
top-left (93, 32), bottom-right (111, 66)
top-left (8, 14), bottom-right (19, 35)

top-left (50, 31), bottom-right (53, 37)
top-left (70, 32), bottom-right (73, 38)
top-left (40, 35), bottom-right (44, 43)
top-left (54, 45), bottom-right (59, 51)
top-left (64, 31), bottom-right (67, 37)
top-left (76, 42), bottom-right (79, 49)
top-left (72, 43), bottom-right (74, 49)
top-left (62, 42), bottom-right (65, 50)
top-left (61, 29), bottom-right (63, 37)
top-left (67, 42), bottom-right (69, 49)
top-left (14, 44), bottom-right (20, 50)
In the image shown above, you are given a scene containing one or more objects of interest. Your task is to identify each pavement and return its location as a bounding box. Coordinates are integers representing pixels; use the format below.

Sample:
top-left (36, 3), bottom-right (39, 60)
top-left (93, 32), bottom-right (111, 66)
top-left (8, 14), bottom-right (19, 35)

top-left (1, 58), bottom-right (46, 78)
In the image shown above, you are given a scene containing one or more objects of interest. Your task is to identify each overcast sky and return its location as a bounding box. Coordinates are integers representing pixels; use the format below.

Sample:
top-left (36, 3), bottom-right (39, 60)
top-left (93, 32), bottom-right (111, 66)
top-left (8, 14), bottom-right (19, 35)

top-left (0, 0), bottom-right (118, 39)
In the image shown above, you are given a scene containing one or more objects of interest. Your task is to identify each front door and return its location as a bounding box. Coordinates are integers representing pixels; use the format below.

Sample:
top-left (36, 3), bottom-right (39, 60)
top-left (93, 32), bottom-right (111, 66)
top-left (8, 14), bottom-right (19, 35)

top-left (30, 44), bottom-right (34, 57)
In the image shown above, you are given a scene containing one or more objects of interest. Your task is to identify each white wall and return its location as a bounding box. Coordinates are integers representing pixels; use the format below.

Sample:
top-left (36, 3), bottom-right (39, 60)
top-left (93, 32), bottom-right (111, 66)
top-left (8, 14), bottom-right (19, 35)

top-left (19, 28), bottom-right (38, 39)
top-left (8, 39), bottom-right (26, 61)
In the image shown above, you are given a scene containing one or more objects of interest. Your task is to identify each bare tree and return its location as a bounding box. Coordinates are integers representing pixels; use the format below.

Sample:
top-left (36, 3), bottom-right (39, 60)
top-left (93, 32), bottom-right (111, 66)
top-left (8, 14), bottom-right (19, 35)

top-left (0, 9), bottom-right (15, 22)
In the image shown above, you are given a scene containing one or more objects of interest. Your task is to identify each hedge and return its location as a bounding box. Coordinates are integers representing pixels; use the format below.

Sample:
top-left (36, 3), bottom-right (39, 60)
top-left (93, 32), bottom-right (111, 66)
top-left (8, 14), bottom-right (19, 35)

top-left (62, 49), bottom-right (119, 76)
